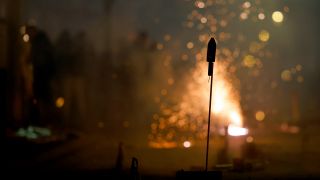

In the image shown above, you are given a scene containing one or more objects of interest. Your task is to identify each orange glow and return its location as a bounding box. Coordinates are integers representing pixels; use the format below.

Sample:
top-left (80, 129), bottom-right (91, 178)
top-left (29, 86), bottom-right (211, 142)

top-left (149, 141), bottom-right (177, 149)
top-left (55, 97), bottom-right (65, 108)
top-left (255, 110), bottom-right (265, 121)
top-left (192, 60), bottom-right (244, 128)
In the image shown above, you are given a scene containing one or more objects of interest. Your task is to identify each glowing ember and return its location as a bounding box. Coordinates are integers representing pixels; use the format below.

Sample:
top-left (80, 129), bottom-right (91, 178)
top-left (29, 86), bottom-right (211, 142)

top-left (228, 125), bottom-right (248, 136)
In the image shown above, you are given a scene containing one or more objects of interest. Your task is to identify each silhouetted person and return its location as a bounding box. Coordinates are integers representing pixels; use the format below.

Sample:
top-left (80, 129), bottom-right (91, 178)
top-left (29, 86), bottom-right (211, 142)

top-left (130, 157), bottom-right (140, 180)
top-left (26, 26), bottom-right (55, 125)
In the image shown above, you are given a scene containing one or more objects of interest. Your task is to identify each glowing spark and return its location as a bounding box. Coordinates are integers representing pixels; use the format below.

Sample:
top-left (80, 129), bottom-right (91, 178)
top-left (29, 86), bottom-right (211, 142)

top-left (228, 125), bottom-right (248, 136)
top-left (183, 141), bottom-right (191, 148)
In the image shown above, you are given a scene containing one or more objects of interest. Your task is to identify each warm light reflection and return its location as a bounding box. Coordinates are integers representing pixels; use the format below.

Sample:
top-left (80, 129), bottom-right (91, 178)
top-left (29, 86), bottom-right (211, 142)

top-left (149, 141), bottom-right (177, 149)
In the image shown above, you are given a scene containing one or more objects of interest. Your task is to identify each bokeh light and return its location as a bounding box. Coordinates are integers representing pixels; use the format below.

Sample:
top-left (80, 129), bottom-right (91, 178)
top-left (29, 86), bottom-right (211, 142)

top-left (183, 141), bottom-right (191, 148)
top-left (281, 70), bottom-right (292, 81)
top-left (246, 136), bottom-right (254, 143)
top-left (272, 11), bottom-right (284, 23)
top-left (55, 97), bottom-right (65, 108)
top-left (259, 30), bottom-right (270, 42)
top-left (23, 34), bottom-right (30, 42)
top-left (255, 111), bottom-right (266, 121)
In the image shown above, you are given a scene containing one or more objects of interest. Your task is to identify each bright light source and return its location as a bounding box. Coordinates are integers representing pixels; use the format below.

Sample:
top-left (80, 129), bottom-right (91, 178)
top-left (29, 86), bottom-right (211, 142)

top-left (255, 111), bottom-right (265, 121)
top-left (183, 141), bottom-right (191, 148)
top-left (272, 11), bottom-right (284, 23)
top-left (23, 34), bottom-right (30, 42)
top-left (229, 111), bottom-right (242, 127)
top-left (55, 97), bottom-right (65, 108)
top-left (228, 125), bottom-right (248, 136)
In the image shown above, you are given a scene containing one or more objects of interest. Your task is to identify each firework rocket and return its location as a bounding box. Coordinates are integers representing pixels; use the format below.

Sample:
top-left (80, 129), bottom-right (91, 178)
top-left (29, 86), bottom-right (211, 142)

top-left (207, 37), bottom-right (216, 76)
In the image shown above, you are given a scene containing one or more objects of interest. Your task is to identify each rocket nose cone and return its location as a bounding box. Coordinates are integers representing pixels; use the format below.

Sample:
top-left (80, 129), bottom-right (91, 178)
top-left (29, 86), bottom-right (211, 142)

top-left (207, 37), bottom-right (216, 62)
top-left (208, 37), bottom-right (216, 47)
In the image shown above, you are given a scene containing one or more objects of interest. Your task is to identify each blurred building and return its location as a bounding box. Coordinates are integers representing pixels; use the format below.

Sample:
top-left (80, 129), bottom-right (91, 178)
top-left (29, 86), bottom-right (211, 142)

top-left (0, 0), bottom-right (21, 130)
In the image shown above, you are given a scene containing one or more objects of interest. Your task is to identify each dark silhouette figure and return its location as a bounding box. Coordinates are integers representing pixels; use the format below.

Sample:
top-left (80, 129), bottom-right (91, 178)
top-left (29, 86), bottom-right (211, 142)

top-left (26, 26), bottom-right (55, 125)
top-left (130, 157), bottom-right (140, 180)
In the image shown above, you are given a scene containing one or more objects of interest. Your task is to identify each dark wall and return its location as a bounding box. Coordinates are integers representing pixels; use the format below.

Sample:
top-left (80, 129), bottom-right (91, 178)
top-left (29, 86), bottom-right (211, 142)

top-left (0, 69), bottom-right (7, 140)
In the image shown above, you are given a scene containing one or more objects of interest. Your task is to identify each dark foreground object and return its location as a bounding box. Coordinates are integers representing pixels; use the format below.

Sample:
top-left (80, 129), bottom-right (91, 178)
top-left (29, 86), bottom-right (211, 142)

top-left (176, 170), bottom-right (222, 180)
